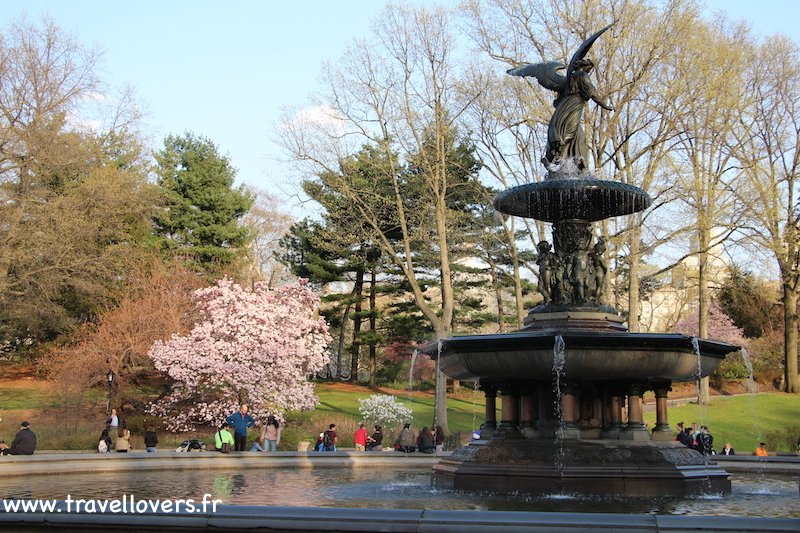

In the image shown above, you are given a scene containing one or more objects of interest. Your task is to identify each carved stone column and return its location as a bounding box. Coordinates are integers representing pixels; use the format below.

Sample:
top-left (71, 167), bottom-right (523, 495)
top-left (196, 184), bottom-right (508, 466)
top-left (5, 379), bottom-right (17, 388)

top-left (603, 392), bottom-right (623, 439)
top-left (519, 387), bottom-right (538, 438)
top-left (558, 383), bottom-right (580, 439)
top-left (620, 383), bottom-right (650, 441)
top-left (480, 384), bottom-right (497, 440)
top-left (536, 384), bottom-right (553, 433)
top-left (495, 383), bottom-right (523, 439)
top-left (652, 383), bottom-right (673, 441)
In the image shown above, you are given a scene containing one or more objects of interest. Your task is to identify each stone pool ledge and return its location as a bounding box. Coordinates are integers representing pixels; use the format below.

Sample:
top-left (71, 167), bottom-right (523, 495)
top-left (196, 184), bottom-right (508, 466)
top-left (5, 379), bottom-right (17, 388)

top-left (713, 454), bottom-right (800, 473)
top-left (0, 504), bottom-right (798, 532)
top-left (0, 451), bottom-right (444, 478)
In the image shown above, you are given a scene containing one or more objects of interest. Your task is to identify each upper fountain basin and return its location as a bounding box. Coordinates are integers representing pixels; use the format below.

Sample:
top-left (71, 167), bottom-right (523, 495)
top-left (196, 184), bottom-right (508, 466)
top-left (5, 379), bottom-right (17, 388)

top-left (431, 331), bottom-right (739, 382)
top-left (493, 179), bottom-right (651, 222)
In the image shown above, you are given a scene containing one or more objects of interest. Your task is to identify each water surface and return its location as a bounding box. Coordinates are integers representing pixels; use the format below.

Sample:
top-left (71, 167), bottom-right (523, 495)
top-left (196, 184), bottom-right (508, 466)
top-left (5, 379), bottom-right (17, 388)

top-left (1, 466), bottom-right (797, 517)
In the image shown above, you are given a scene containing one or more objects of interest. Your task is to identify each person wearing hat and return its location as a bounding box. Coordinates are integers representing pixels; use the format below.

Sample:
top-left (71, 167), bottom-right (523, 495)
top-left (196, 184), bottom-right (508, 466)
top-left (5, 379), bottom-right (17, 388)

top-left (0, 421), bottom-right (37, 455)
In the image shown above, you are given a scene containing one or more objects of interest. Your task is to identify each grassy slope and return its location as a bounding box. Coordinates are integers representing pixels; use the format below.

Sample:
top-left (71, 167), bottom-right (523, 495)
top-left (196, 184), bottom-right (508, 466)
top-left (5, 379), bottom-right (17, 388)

top-left (314, 382), bottom-right (486, 435)
top-left (643, 393), bottom-right (800, 453)
top-left (1, 378), bottom-right (797, 452)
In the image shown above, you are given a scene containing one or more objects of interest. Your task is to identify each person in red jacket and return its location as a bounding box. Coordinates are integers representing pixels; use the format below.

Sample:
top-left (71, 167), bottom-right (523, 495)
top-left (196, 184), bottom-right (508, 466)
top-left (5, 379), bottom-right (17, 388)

top-left (353, 423), bottom-right (368, 452)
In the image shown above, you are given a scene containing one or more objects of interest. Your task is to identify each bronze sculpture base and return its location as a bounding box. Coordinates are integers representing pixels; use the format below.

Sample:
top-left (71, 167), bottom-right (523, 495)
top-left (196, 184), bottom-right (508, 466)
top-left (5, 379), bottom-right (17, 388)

top-left (433, 439), bottom-right (731, 497)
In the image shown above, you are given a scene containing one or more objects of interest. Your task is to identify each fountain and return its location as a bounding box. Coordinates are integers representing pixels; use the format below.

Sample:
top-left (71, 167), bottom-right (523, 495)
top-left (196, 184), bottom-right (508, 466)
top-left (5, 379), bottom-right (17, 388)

top-left (428, 23), bottom-right (740, 497)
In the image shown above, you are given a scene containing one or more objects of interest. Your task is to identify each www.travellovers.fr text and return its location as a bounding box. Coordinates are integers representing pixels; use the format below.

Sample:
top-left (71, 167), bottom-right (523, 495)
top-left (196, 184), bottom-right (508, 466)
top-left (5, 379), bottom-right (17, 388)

top-left (2, 494), bottom-right (222, 514)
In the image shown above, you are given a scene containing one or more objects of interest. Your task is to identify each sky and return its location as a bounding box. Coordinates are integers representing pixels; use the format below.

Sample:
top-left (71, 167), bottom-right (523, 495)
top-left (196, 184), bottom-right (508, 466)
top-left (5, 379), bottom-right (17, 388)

top-left (1, 0), bottom-right (798, 218)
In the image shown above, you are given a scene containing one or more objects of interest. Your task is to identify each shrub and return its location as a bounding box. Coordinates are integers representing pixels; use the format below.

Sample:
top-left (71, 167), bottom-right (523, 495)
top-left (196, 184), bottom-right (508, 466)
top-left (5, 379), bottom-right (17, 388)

top-left (764, 426), bottom-right (800, 453)
top-left (358, 394), bottom-right (413, 430)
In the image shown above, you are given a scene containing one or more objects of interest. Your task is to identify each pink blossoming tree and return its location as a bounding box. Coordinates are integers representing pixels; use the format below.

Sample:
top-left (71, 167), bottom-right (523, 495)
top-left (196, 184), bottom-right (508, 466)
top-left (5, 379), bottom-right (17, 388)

top-left (672, 301), bottom-right (746, 347)
top-left (147, 278), bottom-right (331, 431)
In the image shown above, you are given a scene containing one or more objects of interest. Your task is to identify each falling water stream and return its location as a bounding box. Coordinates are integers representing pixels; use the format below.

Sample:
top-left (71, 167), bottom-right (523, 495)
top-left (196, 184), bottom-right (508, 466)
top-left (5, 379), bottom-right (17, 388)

top-left (552, 335), bottom-right (567, 477)
top-left (691, 337), bottom-right (714, 492)
top-left (408, 349), bottom-right (419, 400)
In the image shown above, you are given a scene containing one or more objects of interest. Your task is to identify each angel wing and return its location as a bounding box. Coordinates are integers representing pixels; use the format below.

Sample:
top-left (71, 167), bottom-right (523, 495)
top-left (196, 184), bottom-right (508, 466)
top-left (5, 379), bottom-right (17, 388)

top-left (566, 22), bottom-right (616, 78)
top-left (506, 61), bottom-right (566, 92)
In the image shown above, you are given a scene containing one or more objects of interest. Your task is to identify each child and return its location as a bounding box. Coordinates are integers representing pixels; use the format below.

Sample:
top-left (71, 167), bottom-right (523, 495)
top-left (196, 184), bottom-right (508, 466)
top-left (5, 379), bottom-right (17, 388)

top-left (98, 429), bottom-right (112, 453)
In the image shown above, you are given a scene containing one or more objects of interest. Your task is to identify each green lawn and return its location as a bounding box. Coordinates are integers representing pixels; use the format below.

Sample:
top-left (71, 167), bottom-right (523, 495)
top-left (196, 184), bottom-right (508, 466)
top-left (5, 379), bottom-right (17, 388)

top-left (643, 393), bottom-right (800, 453)
top-left (2, 378), bottom-right (797, 454)
top-left (0, 386), bottom-right (60, 410)
top-left (314, 384), bottom-right (486, 436)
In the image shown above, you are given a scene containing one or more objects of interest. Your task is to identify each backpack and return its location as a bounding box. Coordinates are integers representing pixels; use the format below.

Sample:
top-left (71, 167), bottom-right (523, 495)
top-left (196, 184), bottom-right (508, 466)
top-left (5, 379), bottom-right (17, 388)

top-left (323, 430), bottom-right (334, 449)
top-left (98, 439), bottom-right (108, 453)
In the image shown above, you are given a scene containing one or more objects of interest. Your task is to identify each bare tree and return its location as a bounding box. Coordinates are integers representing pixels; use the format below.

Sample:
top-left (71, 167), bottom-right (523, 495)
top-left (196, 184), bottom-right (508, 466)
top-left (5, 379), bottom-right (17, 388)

top-left (730, 35), bottom-right (800, 393)
top-left (279, 4), bottom-right (487, 434)
top-left (242, 187), bottom-right (294, 286)
top-left (667, 19), bottom-right (753, 403)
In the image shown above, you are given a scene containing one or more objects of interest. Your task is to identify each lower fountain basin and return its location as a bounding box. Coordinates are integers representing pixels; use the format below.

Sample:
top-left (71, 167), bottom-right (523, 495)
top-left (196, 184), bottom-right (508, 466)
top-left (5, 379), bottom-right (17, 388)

top-left (433, 439), bottom-right (732, 497)
top-left (435, 331), bottom-right (738, 382)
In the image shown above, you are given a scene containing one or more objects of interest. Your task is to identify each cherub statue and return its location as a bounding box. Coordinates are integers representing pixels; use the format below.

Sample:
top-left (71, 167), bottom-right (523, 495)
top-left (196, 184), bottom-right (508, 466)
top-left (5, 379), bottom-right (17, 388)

top-left (535, 240), bottom-right (554, 304)
top-left (590, 237), bottom-right (607, 301)
top-left (507, 23), bottom-right (615, 172)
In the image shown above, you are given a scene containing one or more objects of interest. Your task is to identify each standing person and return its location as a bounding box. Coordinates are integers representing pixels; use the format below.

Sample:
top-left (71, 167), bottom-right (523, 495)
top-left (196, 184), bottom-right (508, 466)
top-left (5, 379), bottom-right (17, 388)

top-left (258, 415), bottom-right (281, 452)
top-left (115, 422), bottom-right (131, 453)
top-left (322, 424), bottom-right (338, 451)
top-left (434, 425), bottom-right (445, 453)
top-left (396, 423), bottom-right (416, 453)
top-left (353, 423), bottom-right (368, 452)
top-left (225, 404), bottom-right (255, 452)
top-left (106, 408), bottom-right (119, 431)
top-left (367, 425), bottom-right (383, 451)
top-left (755, 442), bottom-right (769, 457)
top-left (720, 442), bottom-right (735, 455)
top-left (144, 425), bottom-right (159, 453)
top-left (0, 421), bottom-right (36, 455)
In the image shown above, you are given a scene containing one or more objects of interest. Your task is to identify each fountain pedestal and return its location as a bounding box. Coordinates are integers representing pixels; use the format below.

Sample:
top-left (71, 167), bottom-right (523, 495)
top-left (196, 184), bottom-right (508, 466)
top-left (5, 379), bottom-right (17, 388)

top-left (427, 173), bottom-right (739, 496)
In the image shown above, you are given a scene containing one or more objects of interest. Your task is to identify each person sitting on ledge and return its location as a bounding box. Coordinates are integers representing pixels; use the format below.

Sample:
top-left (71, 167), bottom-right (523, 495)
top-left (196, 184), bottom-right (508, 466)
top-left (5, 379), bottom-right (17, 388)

top-left (720, 442), bottom-right (735, 455)
top-left (0, 421), bottom-right (37, 455)
top-left (755, 442), bottom-right (768, 457)
top-left (417, 427), bottom-right (435, 454)
top-left (395, 423), bottom-right (416, 453)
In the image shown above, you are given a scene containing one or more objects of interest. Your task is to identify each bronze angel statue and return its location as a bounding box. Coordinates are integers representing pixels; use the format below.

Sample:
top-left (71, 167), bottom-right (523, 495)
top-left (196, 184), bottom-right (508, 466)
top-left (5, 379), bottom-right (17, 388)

top-left (508, 23), bottom-right (615, 172)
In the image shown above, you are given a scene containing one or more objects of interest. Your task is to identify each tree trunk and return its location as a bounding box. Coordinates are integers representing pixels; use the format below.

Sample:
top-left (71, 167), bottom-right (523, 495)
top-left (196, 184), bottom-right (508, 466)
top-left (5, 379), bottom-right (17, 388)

top-left (627, 223), bottom-right (642, 333)
top-left (488, 258), bottom-right (505, 333)
top-left (697, 224), bottom-right (711, 405)
top-left (348, 266), bottom-right (365, 382)
top-left (335, 304), bottom-right (351, 379)
top-left (368, 263), bottom-right (377, 388)
top-left (783, 286), bottom-right (799, 393)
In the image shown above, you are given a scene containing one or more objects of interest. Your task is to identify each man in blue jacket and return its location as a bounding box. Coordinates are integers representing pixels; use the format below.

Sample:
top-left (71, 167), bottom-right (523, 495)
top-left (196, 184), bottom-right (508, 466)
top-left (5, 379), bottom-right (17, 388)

top-left (225, 404), bottom-right (255, 451)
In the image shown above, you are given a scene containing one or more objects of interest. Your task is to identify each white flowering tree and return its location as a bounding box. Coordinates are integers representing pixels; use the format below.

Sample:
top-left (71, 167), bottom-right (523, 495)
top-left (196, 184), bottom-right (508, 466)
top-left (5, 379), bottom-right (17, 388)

top-left (147, 278), bottom-right (331, 431)
top-left (358, 394), bottom-right (413, 430)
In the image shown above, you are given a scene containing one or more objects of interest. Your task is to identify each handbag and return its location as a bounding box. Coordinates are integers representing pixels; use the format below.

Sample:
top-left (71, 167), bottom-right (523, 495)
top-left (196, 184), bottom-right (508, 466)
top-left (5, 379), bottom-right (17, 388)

top-left (218, 431), bottom-right (232, 453)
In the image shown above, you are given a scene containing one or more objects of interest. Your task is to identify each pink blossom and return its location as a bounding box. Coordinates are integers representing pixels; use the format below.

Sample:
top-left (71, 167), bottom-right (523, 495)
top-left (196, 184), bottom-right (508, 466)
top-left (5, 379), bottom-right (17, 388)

top-left (146, 278), bottom-right (331, 431)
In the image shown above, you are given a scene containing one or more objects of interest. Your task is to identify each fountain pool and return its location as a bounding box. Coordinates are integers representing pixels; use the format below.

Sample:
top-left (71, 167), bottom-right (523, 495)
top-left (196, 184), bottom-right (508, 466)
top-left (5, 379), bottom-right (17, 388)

top-left (1, 463), bottom-right (797, 518)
